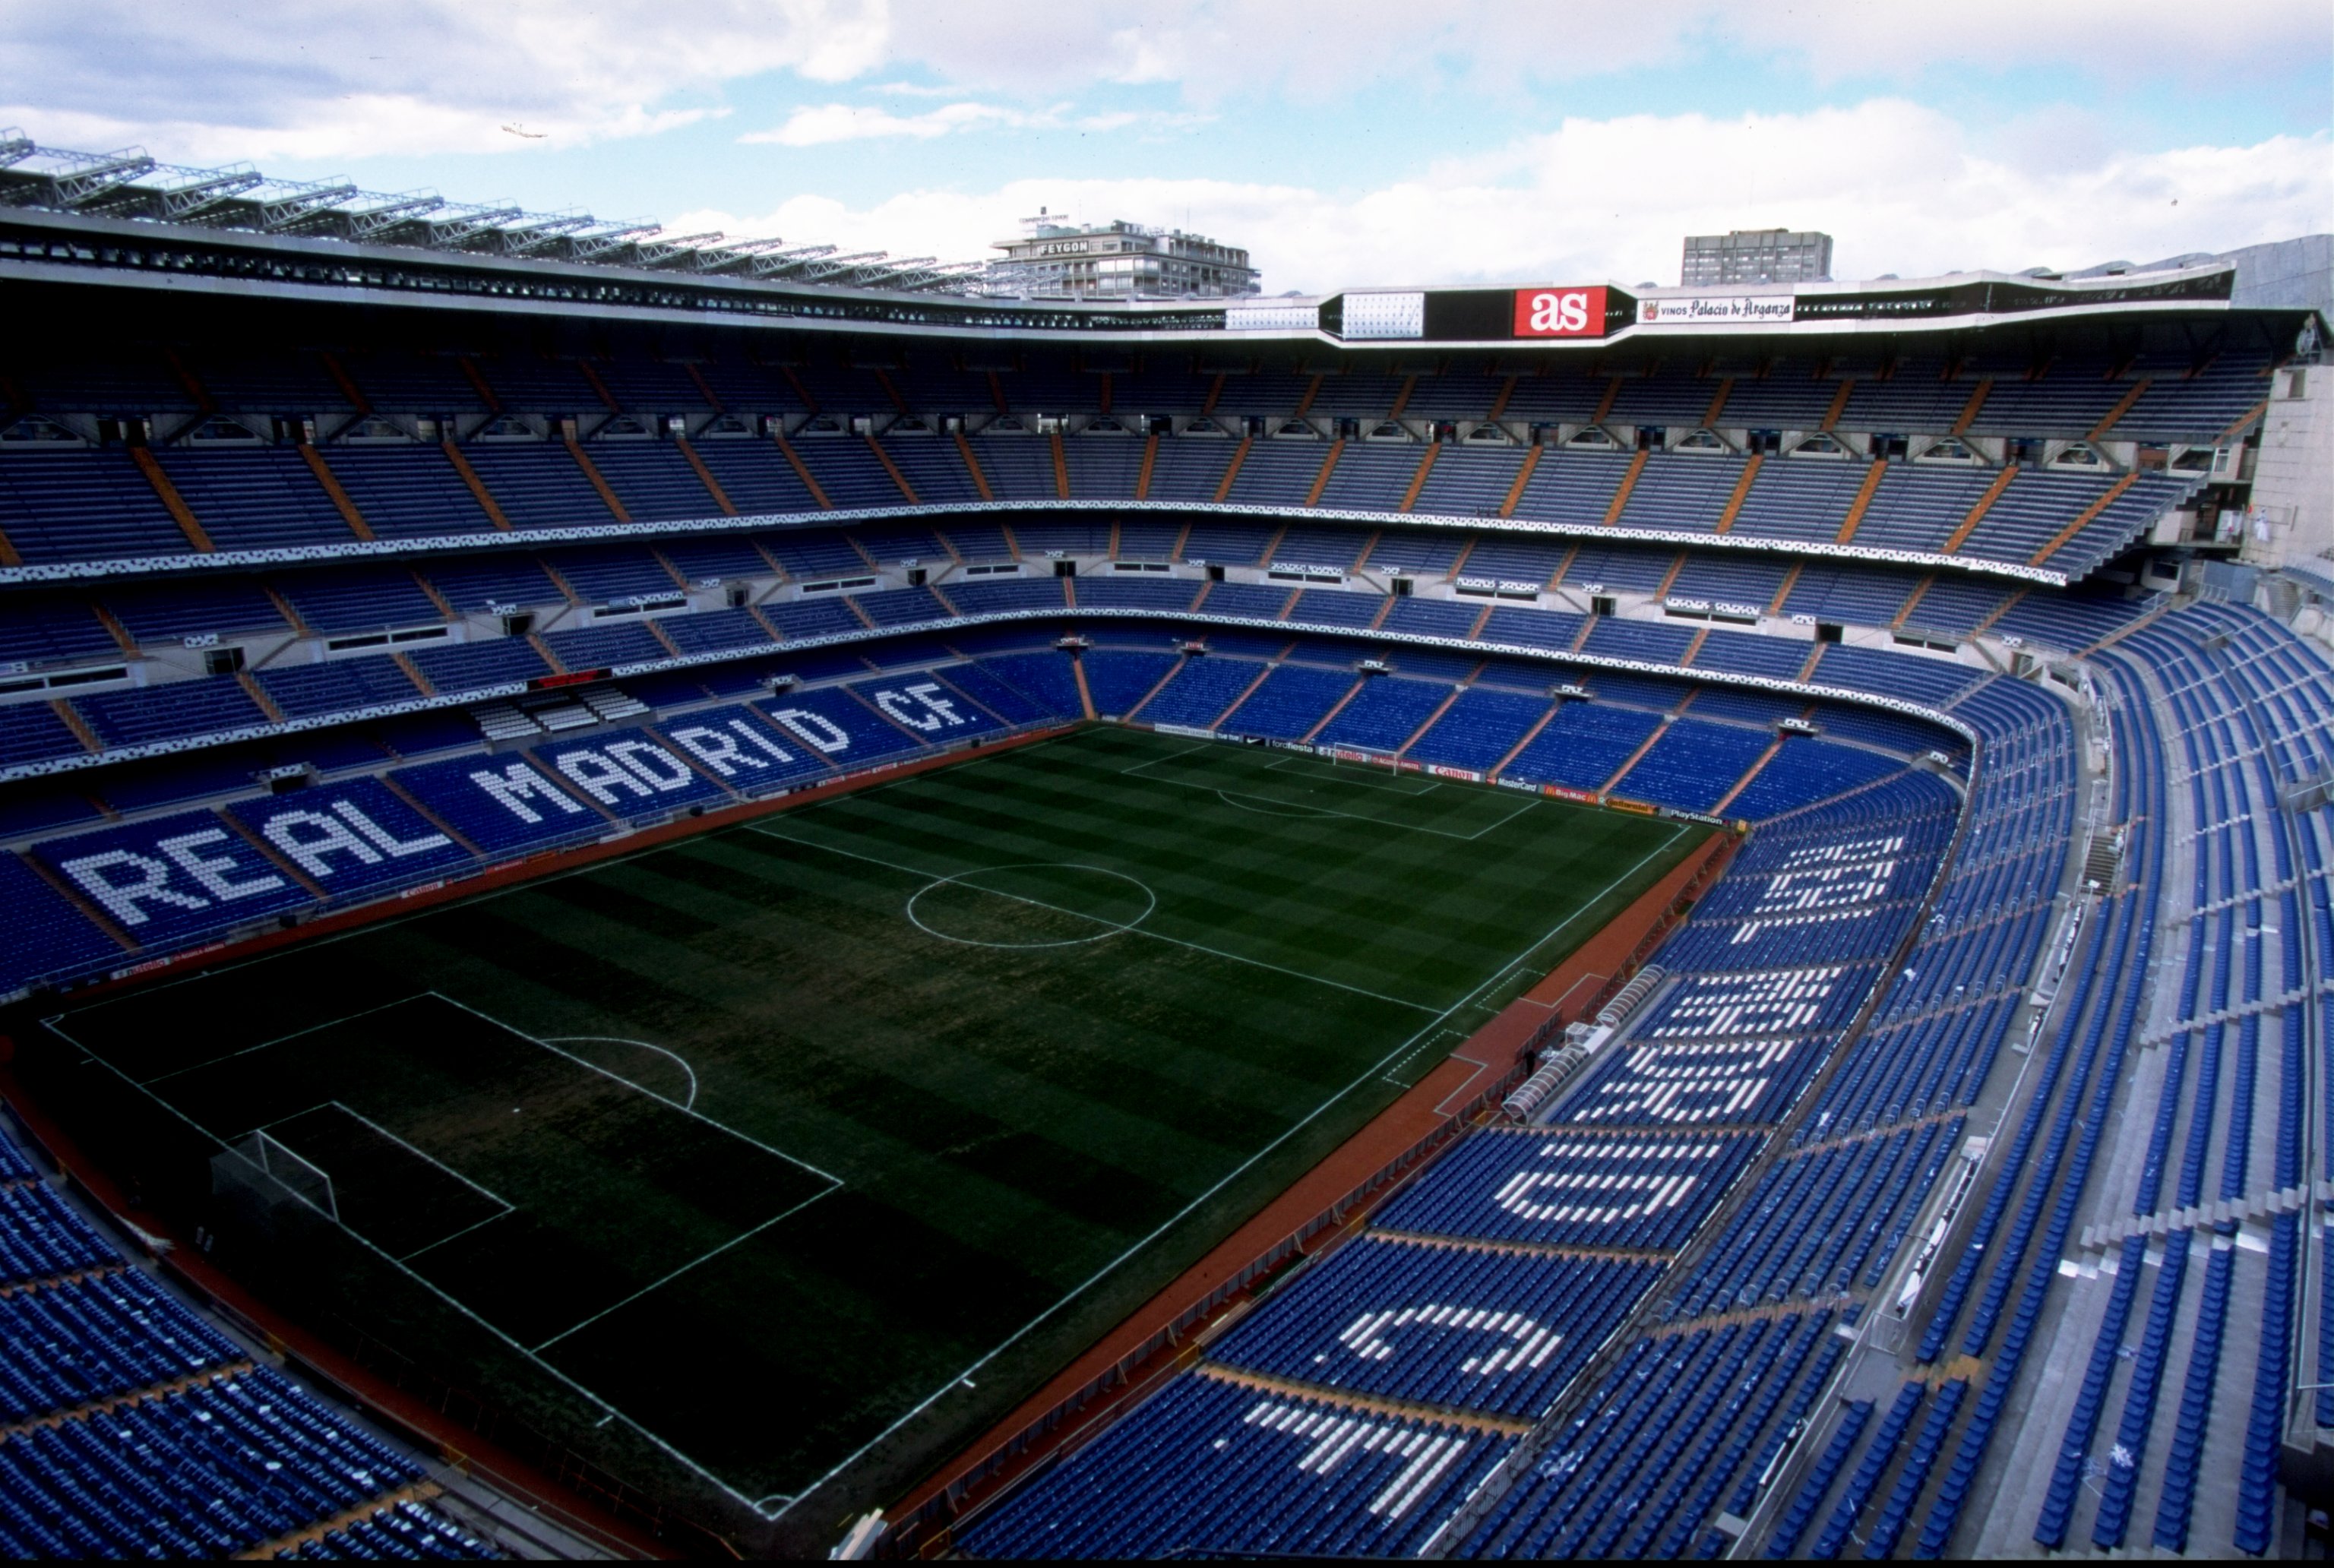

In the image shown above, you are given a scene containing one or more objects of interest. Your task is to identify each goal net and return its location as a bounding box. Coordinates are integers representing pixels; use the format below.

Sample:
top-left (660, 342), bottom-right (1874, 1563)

top-left (212, 1129), bottom-right (339, 1226)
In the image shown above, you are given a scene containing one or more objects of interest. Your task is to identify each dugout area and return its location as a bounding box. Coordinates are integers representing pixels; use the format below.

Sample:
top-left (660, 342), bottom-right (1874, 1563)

top-left (10, 726), bottom-right (1704, 1547)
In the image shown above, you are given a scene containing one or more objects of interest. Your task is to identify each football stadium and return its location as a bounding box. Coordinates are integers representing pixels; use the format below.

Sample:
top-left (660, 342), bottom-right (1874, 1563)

top-left (0, 128), bottom-right (2328, 1562)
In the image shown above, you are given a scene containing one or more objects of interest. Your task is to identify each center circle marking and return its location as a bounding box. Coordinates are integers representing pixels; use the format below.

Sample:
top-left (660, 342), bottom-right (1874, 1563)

top-left (905, 863), bottom-right (1157, 950)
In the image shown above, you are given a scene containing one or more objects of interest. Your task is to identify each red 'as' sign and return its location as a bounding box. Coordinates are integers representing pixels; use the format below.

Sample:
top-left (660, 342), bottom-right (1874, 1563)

top-left (1512, 286), bottom-right (1609, 338)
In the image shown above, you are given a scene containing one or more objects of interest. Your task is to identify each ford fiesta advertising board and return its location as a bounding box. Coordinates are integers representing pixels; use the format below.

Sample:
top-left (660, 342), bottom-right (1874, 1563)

top-left (1511, 285), bottom-right (1609, 338)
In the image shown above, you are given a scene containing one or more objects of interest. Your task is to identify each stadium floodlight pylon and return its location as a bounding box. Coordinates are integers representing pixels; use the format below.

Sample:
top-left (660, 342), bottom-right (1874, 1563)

top-left (0, 128), bottom-right (30, 169)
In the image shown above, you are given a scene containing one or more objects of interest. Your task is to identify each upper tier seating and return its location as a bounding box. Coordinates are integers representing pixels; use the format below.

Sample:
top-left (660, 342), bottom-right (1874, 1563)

top-left (0, 424), bottom-right (2207, 581)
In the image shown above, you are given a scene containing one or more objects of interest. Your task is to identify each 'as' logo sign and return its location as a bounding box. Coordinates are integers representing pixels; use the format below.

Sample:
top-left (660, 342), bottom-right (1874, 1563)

top-left (1512, 286), bottom-right (1609, 338)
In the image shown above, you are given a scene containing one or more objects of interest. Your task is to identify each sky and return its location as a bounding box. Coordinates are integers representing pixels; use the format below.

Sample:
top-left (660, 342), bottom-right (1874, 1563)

top-left (6, 1), bottom-right (2330, 295)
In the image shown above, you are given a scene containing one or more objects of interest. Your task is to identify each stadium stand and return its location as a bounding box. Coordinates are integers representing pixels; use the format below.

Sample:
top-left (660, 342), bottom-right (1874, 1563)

top-left (0, 166), bottom-right (2325, 1560)
top-left (0, 1118), bottom-right (497, 1558)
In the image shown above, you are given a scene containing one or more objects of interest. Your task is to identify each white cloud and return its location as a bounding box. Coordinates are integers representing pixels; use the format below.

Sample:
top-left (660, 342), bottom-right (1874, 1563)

top-left (0, 0), bottom-right (886, 161)
top-left (677, 102), bottom-right (2334, 292)
top-left (875, 0), bottom-right (2329, 99)
top-left (739, 99), bottom-right (1202, 146)
top-left (1, 0), bottom-right (2320, 165)
top-left (742, 102), bottom-right (1024, 146)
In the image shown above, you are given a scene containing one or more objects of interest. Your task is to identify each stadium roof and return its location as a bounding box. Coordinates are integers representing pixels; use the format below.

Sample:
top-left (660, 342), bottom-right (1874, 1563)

top-left (0, 131), bottom-right (985, 293)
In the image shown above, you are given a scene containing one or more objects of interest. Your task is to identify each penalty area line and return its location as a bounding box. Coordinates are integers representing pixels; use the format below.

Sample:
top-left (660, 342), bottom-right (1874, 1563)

top-left (530, 1188), bottom-right (833, 1353)
top-left (33, 1014), bottom-right (786, 1520)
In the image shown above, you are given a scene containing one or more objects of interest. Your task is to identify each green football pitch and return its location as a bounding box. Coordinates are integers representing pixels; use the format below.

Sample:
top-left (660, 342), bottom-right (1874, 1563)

top-left (38, 726), bottom-right (1703, 1529)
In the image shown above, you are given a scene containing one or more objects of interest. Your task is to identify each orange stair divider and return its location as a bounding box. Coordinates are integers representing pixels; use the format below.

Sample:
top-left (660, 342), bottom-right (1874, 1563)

top-left (2086, 378), bottom-right (2153, 441)
top-left (1071, 653), bottom-right (1096, 719)
top-left (1940, 467), bottom-right (2016, 553)
top-left (1134, 432), bottom-right (1158, 500)
top-left (298, 446), bottom-right (375, 540)
top-left (1713, 453), bottom-right (1763, 534)
top-left (1489, 700), bottom-right (1561, 778)
top-left (1833, 460), bottom-right (1889, 544)
top-left (772, 432), bottom-right (831, 508)
top-left (1398, 445), bottom-right (1441, 511)
top-left (48, 700), bottom-right (103, 757)
top-left (162, 347), bottom-right (217, 415)
top-left (1589, 376), bottom-right (1623, 427)
top-left (1304, 439), bottom-right (1346, 506)
top-left (564, 440), bottom-right (631, 523)
top-left (1050, 430), bottom-right (1070, 499)
top-left (1208, 661), bottom-right (1280, 729)
top-left (319, 351), bottom-right (372, 416)
top-left (577, 361), bottom-right (622, 413)
top-left (954, 432), bottom-right (995, 501)
top-left (675, 438), bottom-right (738, 514)
top-left (1891, 576), bottom-right (1934, 630)
top-left (237, 671), bottom-right (286, 725)
top-left (457, 356), bottom-right (502, 413)
top-left (1949, 378), bottom-right (1992, 436)
top-left (1602, 449), bottom-right (1649, 525)
top-left (1599, 719), bottom-right (1671, 795)
top-left (129, 447), bottom-right (213, 551)
top-left (1499, 445), bottom-right (1543, 517)
top-left (1299, 677), bottom-right (1367, 742)
top-left (1768, 561), bottom-right (1804, 615)
top-left (1213, 437), bottom-right (1252, 503)
top-left (2031, 471), bottom-right (2140, 567)
top-left (1699, 377), bottom-right (1733, 428)
top-left (1817, 378), bottom-right (1855, 432)
top-left (1395, 685), bottom-right (1466, 757)
top-left (864, 435), bottom-right (920, 504)
top-left (1711, 737), bottom-right (1785, 816)
top-left (441, 442), bottom-right (512, 530)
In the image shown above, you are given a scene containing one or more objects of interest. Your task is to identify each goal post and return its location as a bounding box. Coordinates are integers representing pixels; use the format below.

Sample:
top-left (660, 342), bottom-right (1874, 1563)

top-left (210, 1128), bottom-right (339, 1230)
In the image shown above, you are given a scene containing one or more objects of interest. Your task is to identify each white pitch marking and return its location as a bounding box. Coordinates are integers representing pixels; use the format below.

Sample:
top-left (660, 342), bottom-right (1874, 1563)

top-left (39, 1010), bottom-right (786, 1519)
top-left (542, 1036), bottom-right (703, 1113)
top-left (773, 817), bottom-right (1691, 1522)
top-left (903, 864), bottom-right (1157, 950)
top-left (751, 825), bottom-right (1437, 1012)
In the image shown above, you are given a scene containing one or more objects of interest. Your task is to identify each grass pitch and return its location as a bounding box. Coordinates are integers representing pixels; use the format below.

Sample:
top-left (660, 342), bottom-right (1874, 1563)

top-left (38, 726), bottom-right (1702, 1527)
